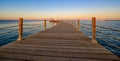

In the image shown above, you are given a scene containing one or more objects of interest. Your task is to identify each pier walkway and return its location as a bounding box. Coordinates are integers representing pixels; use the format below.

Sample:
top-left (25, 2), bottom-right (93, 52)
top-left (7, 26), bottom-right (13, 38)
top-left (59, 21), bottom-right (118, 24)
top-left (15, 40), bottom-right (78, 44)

top-left (0, 22), bottom-right (120, 61)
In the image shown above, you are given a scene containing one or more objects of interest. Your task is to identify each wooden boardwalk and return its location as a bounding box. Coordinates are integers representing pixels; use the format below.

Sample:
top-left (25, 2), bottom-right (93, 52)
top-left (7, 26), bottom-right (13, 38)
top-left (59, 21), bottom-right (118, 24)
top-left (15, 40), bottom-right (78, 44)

top-left (0, 22), bottom-right (120, 61)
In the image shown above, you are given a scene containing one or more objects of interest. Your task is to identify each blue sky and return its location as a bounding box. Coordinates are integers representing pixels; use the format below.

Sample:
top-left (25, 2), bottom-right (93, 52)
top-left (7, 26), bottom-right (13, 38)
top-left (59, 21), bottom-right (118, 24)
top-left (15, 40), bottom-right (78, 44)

top-left (0, 0), bottom-right (120, 20)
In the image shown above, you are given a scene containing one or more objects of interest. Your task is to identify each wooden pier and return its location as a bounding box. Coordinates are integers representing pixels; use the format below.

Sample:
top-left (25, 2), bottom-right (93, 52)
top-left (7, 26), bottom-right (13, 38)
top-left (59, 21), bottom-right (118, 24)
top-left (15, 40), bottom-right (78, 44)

top-left (0, 22), bottom-right (120, 61)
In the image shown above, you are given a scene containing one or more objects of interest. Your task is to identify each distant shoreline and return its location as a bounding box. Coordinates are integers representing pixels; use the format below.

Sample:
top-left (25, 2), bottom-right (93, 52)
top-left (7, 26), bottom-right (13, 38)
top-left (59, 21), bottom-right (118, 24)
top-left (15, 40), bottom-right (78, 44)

top-left (102, 20), bottom-right (120, 21)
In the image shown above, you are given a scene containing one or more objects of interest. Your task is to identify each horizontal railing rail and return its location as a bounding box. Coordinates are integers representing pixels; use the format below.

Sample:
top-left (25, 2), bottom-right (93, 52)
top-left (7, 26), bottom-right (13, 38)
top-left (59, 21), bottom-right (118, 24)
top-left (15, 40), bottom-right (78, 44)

top-left (0, 24), bottom-right (18, 42)
top-left (22, 24), bottom-right (44, 37)
top-left (0, 18), bottom-right (57, 46)
top-left (81, 23), bottom-right (120, 32)
top-left (0, 29), bottom-right (18, 36)
top-left (0, 25), bottom-right (18, 30)
top-left (81, 25), bottom-right (91, 30)
top-left (71, 18), bottom-right (120, 56)
top-left (23, 25), bottom-right (44, 29)
top-left (23, 23), bottom-right (43, 26)
top-left (97, 31), bottom-right (120, 41)
top-left (97, 37), bottom-right (120, 49)
top-left (80, 23), bottom-right (120, 41)
top-left (0, 34), bottom-right (18, 42)
top-left (81, 23), bottom-right (91, 26)
top-left (97, 25), bottom-right (120, 32)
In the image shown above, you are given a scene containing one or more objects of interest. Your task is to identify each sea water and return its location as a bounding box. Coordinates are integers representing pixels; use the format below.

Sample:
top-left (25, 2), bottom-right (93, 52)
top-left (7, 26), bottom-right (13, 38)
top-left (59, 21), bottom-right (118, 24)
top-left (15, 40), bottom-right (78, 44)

top-left (0, 20), bottom-right (120, 56)
top-left (79, 20), bottom-right (120, 56)
top-left (0, 20), bottom-right (52, 46)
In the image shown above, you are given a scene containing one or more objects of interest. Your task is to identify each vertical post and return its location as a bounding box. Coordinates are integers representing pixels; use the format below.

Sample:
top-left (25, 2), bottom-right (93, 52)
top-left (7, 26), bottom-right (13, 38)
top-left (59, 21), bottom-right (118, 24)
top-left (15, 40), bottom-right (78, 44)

top-left (92, 17), bottom-right (97, 44)
top-left (44, 19), bottom-right (46, 30)
top-left (77, 19), bottom-right (80, 31)
top-left (18, 18), bottom-right (23, 41)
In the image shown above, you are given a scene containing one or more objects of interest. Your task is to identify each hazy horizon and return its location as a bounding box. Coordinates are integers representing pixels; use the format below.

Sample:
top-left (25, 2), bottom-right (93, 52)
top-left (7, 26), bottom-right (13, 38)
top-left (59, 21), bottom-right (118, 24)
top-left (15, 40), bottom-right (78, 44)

top-left (0, 0), bottom-right (120, 20)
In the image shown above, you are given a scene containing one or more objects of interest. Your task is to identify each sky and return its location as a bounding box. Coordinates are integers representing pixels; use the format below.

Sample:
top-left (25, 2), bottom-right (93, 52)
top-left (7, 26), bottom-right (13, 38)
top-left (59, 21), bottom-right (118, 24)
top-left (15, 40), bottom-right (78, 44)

top-left (0, 0), bottom-right (120, 20)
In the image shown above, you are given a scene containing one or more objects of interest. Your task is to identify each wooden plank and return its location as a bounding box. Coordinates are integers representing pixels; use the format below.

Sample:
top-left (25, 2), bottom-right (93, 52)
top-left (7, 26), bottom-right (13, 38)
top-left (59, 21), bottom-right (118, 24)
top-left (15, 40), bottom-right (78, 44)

top-left (0, 22), bottom-right (119, 61)
top-left (0, 59), bottom-right (23, 61)
top-left (25, 33), bottom-right (88, 40)
top-left (0, 47), bottom-right (113, 55)
top-left (1, 44), bottom-right (107, 50)
top-left (0, 53), bottom-right (115, 61)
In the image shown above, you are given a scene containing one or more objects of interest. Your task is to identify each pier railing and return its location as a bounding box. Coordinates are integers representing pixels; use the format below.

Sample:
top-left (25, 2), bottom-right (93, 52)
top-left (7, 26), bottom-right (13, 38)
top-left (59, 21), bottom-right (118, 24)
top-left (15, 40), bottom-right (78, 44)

top-left (1, 17), bottom-right (120, 49)
top-left (71, 17), bottom-right (120, 56)
top-left (17, 18), bottom-right (56, 41)
top-left (96, 25), bottom-right (120, 51)
top-left (0, 18), bottom-right (55, 46)
top-left (22, 21), bottom-right (44, 38)
top-left (71, 18), bottom-right (97, 44)
top-left (0, 24), bottom-right (18, 46)
top-left (71, 17), bottom-right (120, 44)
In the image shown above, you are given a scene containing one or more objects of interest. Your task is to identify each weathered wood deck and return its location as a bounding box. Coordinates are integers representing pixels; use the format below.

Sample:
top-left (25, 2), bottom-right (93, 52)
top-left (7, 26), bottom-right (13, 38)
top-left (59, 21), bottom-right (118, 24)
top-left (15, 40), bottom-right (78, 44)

top-left (0, 22), bottom-right (120, 61)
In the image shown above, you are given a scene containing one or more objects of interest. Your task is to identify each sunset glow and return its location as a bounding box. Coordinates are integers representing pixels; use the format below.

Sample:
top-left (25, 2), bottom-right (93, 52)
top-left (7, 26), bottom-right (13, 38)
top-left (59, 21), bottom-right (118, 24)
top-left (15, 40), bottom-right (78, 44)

top-left (0, 0), bottom-right (120, 20)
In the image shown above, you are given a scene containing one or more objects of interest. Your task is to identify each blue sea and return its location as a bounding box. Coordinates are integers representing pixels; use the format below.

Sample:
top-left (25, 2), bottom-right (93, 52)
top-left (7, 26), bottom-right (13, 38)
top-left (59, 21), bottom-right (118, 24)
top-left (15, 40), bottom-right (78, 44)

top-left (0, 20), bottom-right (120, 56)
top-left (79, 20), bottom-right (120, 56)
top-left (0, 20), bottom-right (52, 46)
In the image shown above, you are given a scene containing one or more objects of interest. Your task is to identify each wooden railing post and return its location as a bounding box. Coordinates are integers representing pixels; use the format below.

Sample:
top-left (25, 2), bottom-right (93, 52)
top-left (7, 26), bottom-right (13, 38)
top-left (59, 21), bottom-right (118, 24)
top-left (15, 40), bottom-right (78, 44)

top-left (44, 19), bottom-right (46, 30)
top-left (77, 19), bottom-right (80, 31)
top-left (17, 18), bottom-right (23, 41)
top-left (92, 17), bottom-right (97, 44)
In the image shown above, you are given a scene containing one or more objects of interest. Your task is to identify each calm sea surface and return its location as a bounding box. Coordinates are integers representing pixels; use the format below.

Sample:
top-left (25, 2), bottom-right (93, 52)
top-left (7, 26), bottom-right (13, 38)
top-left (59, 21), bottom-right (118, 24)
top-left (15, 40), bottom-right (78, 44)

top-left (0, 20), bottom-right (52, 46)
top-left (80, 20), bottom-right (120, 56)
top-left (0, 20), bottom-right (120, 56)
